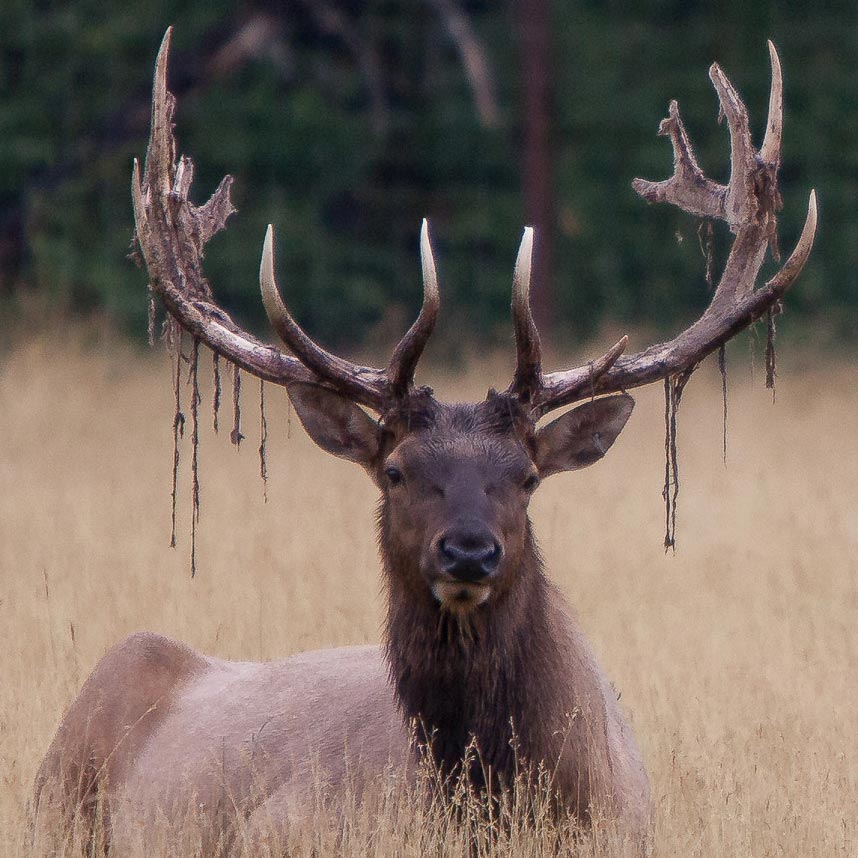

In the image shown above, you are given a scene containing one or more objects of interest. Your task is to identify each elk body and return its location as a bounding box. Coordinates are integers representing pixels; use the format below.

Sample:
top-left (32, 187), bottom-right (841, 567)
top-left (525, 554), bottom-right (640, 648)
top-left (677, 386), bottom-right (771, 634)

top-left (34, 30), bottom-right (815, 853)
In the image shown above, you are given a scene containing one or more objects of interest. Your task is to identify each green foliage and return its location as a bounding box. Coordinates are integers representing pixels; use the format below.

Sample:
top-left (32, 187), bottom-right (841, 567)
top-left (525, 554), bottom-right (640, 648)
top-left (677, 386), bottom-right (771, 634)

top-left (1, 2), bottom-right (854, 348)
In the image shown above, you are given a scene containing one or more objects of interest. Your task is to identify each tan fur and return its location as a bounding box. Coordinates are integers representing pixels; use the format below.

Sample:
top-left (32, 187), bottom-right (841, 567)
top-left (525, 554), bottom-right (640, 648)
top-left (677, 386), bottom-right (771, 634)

top-left (35, 634), bottom-right (410, 849)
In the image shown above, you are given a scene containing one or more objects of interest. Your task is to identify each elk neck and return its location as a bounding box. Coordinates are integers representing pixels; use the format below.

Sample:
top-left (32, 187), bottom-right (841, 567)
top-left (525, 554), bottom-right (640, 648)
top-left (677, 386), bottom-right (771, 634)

top-left (381, 516), bottom-right (577, 790)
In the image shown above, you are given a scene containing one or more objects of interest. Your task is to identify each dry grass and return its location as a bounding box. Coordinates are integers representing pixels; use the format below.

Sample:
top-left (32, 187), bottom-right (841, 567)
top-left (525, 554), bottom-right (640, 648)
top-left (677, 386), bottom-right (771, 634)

top-left (1, 331), bottom-right (856, 856)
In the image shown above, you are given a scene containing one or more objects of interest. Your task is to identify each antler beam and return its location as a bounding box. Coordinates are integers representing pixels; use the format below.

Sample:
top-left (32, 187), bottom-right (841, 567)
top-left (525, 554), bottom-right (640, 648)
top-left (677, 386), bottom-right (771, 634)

top-left (508, 41), bottom-right (816, 419)
top-left (133, 28), bottom-right (440, 414)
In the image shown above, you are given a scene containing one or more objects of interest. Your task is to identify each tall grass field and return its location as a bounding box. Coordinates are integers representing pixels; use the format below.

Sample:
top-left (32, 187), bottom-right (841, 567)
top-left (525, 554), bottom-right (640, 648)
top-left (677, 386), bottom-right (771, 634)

top-left (1, 333), bottom-right (855, 855)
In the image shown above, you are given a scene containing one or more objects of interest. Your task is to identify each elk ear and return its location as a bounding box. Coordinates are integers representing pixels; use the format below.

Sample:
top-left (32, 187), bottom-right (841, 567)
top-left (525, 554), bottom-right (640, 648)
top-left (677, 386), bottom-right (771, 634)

top-left (287, 382), bottom-right (381, 469)
top-left (534, 394), bottom-right (634, 477)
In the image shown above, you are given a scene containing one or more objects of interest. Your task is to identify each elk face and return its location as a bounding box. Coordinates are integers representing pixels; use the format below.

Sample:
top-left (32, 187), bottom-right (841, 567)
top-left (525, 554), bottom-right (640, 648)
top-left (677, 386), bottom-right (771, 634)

top-left (380, 406), bottom-right (536, 613)
top-left (287, 384), bottom-right (634, 614)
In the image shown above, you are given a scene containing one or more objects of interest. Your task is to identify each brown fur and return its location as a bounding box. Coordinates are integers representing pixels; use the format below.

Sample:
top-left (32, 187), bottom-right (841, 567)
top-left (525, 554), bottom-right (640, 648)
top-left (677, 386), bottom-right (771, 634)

top-left (378, 396), bottom-right (648, 824)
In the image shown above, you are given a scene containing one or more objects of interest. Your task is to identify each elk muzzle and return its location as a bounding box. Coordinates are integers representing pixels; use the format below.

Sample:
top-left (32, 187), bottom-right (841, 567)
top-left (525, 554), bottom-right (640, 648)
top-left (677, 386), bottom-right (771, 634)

top-left (437, 532), bottom-right (502, 582)
top-left (428, 527), bottom-right (502, 612)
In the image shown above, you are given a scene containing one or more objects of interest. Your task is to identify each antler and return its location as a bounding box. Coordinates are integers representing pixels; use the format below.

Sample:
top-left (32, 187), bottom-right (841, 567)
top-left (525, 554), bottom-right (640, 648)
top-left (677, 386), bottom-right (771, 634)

top-left (132, 28), bottom-right (439, 413)
top-left (507, 41), bottom-right (817, 419)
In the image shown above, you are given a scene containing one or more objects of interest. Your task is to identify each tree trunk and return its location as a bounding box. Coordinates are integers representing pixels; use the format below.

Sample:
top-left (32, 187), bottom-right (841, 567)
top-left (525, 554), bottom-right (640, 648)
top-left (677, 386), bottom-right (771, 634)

top-left (516, 0), bottom-right (555, 335)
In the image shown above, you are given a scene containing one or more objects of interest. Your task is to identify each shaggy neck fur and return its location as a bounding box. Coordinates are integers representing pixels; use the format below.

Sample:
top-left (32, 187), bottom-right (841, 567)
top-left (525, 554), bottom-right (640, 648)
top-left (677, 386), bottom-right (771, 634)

top-left (381, 519), bottom-right (603, 814)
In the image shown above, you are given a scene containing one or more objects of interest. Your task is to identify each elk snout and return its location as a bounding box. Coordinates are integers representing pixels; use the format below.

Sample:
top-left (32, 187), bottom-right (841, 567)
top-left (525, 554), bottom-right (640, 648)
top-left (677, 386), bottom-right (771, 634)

top-left (437, 531), bottom-right (502, 582)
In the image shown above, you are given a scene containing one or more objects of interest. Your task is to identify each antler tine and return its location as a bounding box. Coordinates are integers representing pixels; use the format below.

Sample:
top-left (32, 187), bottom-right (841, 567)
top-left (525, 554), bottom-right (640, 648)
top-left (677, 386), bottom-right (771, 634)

top-left (631, 100), bottom-right (725, 219)
top-left (147, 28), bottom-right (175, 203)
top-left (764, 189), bottom-right (817, 294)
top-left (529, 335), bottom-right (628, 418)
top-left (760, 40), bottom-right (783, 166)
top-left (505, 224), bottom-right (627, 415)
top-left (509, 227), bottom-right (543, 402)
top-left (387, 219), bottom-right (441, 395)
top-left (259, 226), bottom-right (388, 408)
top-left (504, 224), bottom-right (628, 415)
top-left (709, 61), bottom-right (759, 230)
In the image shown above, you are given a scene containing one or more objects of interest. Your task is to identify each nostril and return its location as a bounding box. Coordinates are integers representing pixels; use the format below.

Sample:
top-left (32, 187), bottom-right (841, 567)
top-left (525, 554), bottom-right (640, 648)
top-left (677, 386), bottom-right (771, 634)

top-left (436, 534), bottom-right (502, 582)
top-left (438, 538), bottom-right (456, 564)
top-left (438, 537), bottom-right (468, 570)
top-left (483, 541), bottom-right (502, 570)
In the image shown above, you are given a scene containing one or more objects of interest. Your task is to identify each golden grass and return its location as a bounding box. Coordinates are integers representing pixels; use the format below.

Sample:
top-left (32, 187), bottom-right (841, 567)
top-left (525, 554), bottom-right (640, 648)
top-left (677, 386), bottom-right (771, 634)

top-left (1, 332), bottom-right (856, 856)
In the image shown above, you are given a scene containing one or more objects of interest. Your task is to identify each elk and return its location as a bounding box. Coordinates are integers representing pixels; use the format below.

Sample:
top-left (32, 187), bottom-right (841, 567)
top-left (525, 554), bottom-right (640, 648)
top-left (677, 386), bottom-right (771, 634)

top-left (34, 30), bottom-right (815, 853)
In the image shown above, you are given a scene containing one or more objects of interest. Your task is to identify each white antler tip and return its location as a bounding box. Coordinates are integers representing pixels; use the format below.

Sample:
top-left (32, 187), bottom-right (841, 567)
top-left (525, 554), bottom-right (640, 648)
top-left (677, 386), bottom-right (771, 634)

top-left (260, 225), bottom-right (276, 293)
top-left (760, 40), bottom-right (784, 165)
top-left (154, 29), bottom-right (172, 91)
top-left (157, 28), bottom-right (173, 62)
top-left (419, 218), bottom-right (439, 302)
top-left (806, 189), bottom-right (818, 236)
top-left (519, 226), bottom-right (535, 259)
top-left (513, 227), bottom-right (535, 300)
top-left (420, 218), bottom-right (432, 261)
top-left (767, 40), bottom-right (779, 64)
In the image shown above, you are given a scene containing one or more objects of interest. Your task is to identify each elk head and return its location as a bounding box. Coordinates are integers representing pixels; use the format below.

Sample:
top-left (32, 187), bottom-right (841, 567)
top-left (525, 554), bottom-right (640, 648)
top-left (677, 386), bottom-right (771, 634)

top-left (272, 223), bottom-right (634, 616)
top-left (132, 31), bottom-right (817, 589)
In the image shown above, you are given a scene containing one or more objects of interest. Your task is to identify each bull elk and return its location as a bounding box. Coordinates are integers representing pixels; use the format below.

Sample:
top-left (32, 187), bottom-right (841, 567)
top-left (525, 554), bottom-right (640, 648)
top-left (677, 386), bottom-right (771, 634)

top-left (34, 29), bottom-right (815, 853)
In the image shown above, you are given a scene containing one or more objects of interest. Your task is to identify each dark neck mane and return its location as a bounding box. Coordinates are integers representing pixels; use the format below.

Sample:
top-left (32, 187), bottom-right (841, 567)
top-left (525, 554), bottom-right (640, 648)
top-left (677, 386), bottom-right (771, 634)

top-left (382, 524), bottom-right (586, 794)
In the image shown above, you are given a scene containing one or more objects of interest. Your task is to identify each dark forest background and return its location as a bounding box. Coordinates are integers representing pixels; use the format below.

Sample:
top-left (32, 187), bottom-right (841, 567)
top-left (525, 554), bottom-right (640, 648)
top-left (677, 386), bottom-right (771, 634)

top-left (0, 2), bottom-right (854, 355)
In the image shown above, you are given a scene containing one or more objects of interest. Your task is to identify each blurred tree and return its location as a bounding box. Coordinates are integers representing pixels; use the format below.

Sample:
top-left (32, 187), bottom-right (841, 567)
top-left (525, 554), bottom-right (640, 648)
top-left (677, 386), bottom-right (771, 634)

top-left (517, 0), bottom-right (555, 334)
top-left (0, 1), bottom-right (853, 349)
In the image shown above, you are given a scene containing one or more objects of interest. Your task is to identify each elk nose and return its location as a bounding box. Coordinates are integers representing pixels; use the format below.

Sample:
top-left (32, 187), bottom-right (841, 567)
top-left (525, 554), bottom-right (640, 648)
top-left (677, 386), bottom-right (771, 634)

top-left (437, 533), bottom-right (502, 583)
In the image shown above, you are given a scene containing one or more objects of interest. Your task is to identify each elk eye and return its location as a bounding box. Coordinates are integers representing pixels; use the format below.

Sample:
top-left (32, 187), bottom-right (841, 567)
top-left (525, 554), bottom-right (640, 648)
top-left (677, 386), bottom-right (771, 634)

top-left (523, 473), bottom-right (540, 492)
top-left (385, 465), bottom-right (403, 487)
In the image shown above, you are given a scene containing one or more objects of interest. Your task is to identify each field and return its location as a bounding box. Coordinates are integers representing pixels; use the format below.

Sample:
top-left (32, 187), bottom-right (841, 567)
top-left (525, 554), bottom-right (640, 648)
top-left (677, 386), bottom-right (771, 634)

top-left (1, 331), bottom-right (855, 856)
